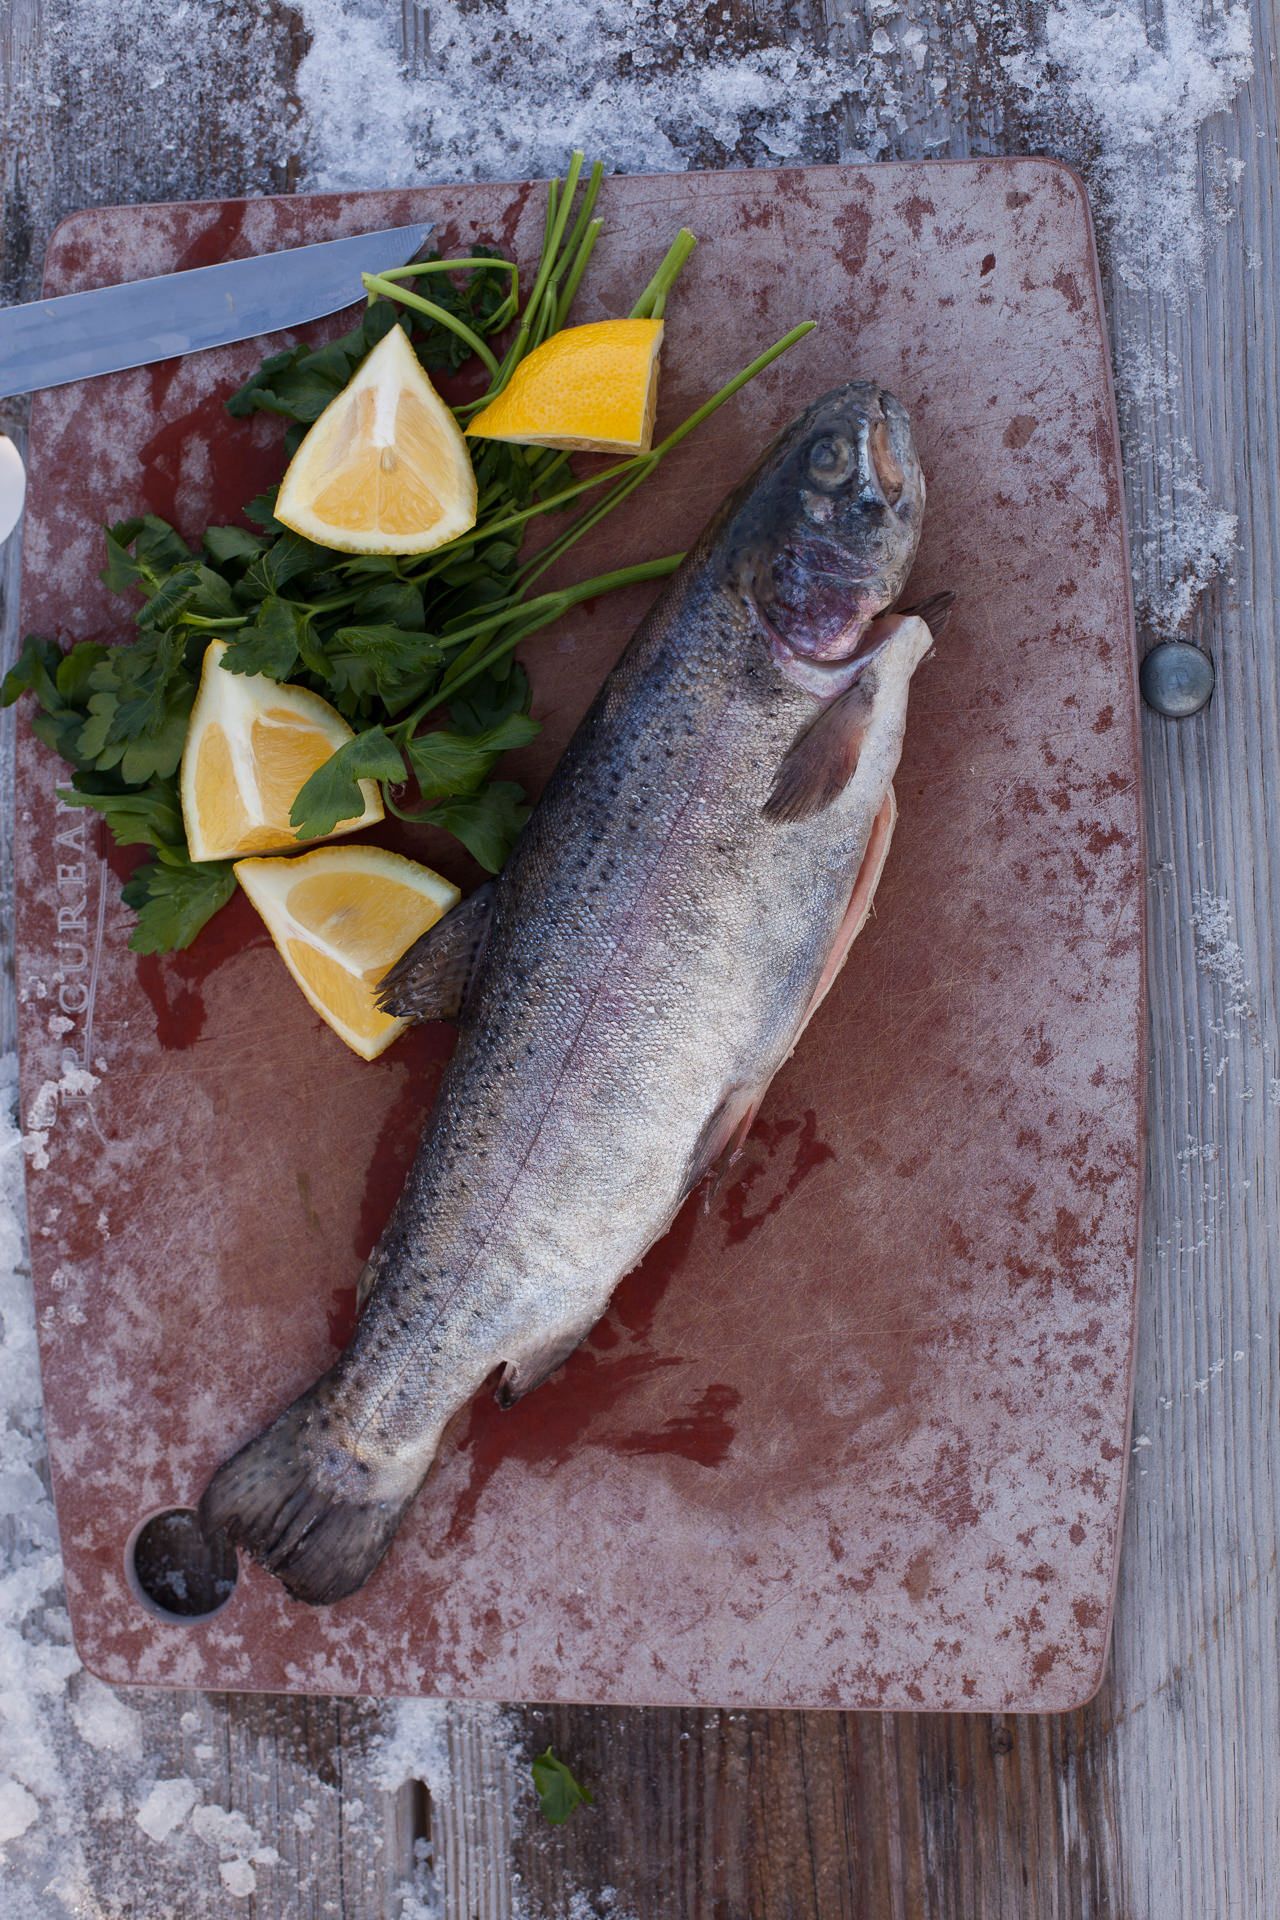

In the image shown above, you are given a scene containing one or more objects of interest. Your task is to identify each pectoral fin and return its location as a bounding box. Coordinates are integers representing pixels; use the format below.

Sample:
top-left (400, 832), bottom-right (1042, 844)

top-left (763, 680), bottom-right (872, 824)
top-left (376, 881), bottom-right (494, 1022)
top-left (894, 587), bottom-right (956, 630)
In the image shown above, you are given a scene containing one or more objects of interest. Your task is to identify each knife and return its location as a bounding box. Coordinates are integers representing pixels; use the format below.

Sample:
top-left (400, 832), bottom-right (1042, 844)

top-left (0, 222), bottom-right (433, 401)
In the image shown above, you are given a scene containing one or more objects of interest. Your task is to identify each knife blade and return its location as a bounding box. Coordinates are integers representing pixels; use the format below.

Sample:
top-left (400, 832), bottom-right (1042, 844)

top-left (0, 222), bottom-right (433, 401)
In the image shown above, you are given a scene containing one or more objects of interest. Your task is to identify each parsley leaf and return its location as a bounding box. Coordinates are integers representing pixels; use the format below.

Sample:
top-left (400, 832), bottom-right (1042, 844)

top-left (530, 1748), bottom-right (594, 1826)
top-left (202, 524), bottom-right (268, 566)
top-left (289, 727), bottom-right (406, 839)
top-left (3, 636), bottom-right (66, 709)
top-left (245, 489), bottom-right (286, 533)
top-left (1, 637), bottom-right (105, 766)
top-left (57, 640), bottom-right (113, 706)
top-left (350, 577), bottom-right (427, 631)
top-left (448, 663), bottom-right (532, 735)
top-left (405, 714), bottom-right (539, 800)
top-left (121, 847), bottom-right (237, 954)
top-left (220, 596), bottom-right (307, 680)
top-left (239, 531), bottom-right (328, 600)
top-left (75, 629), bottom-right (195, 784)
top-left (132, 515), bottom-right (195, 586)
top-left (100, 521), bottom-right (146, 593)
top-left (58, 776), bottom-right (185, 851)
top-left (424, 781), bottom-right (530, 872)
top-left (319, 624), bottom-right (445, 716)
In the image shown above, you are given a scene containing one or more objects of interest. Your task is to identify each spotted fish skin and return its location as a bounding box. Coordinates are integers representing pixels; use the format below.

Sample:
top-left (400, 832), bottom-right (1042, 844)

top-left (200, 382), bottom-right (940, 1605)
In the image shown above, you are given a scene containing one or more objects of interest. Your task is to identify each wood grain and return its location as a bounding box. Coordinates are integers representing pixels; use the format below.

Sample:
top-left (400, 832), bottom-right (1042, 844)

top-left (2, 0), bottom-right (1277, 1909)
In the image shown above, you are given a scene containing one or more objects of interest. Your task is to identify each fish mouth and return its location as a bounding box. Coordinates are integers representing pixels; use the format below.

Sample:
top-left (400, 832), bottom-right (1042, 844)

top-left (758, 602), bottom-right (890, 698)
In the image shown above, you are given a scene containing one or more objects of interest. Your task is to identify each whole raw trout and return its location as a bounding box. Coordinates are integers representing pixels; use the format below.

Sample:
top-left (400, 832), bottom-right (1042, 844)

top-left (201, 382), bottom-right (946, 1605)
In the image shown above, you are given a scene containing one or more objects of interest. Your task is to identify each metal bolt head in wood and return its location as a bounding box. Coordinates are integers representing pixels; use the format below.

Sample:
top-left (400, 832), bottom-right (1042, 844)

top-left (1140, 641), bottom-right (1215, 716)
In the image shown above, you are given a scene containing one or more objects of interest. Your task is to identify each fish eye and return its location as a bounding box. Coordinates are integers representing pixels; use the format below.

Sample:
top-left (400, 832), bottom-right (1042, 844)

top-left (807, 435), bottom-right (856, 490)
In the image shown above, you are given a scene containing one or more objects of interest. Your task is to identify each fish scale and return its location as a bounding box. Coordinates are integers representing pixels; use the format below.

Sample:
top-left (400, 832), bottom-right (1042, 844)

top-left (201, 380), bottom-right (943, 1604)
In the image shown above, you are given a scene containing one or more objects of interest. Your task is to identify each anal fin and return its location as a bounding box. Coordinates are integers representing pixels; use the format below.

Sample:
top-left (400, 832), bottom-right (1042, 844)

top-left (681, 1085), bottom-right (762, 1204)
top-left (377, 880), bottom-right (494, 1022)
top-left (496, 1318), bottom-right (598, 1408)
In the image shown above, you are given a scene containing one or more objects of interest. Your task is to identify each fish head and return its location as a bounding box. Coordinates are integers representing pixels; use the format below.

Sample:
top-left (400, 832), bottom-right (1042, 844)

top-left (720, 383), bottom-right (926, 687)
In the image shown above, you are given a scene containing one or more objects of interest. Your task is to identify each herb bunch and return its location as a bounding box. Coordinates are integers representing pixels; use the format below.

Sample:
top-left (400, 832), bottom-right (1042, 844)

top-left (4, 153), bottom-right (812, 955)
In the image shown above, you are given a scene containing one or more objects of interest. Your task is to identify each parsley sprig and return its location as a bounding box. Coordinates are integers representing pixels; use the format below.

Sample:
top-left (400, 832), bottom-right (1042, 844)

top-left (4, 153), bottom-right (813, 956)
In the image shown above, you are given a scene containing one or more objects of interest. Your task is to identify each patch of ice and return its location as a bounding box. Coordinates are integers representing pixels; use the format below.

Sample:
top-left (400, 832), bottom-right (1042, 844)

top-left (135, 1776), bottom-right (199, 1843)
top-left (1133, 439), bottom-right (1239, 638)
top-left (291, 0), bottom-right (854, 190)
top-left (21, 1064), bottom-right (99, 1172)
top-left (1028, 0), bottom-right (1252, 293)
top-left (1192, 892), bottom-right (1254, 1026)
top-left (191, 1802), bottom-right (260, 1856)
top-left (0, 1779), bottom-right (41, 1845)
top-left (219, 1856), bottom-right (257, 1897)
top-left (371, 1698), bottom-right (453, 1797)
top-left (68, 1675), bottom-right (144, 1760)
top-left (566, 1890), bottom-right (637, 1920)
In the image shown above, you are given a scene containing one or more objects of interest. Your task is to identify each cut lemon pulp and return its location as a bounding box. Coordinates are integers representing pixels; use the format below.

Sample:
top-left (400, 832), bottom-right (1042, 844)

top-left (274, 323), bottom-right (478, 554)
top-left (180, 640), bottom-right (384, 863)
top-left (466, 317), bottom-right (664, 454)
top-left (235, 845), bottom-right (460, 1059)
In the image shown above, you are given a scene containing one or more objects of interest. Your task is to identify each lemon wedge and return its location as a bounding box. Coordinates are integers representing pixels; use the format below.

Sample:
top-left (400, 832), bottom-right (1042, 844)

top-left (180, 640), bottom-right (383, 863)
top-left (466, 317), bottom-right (664, 455)
top-left (235, 845), bottom-right (460, 1059)
top-left (274, 324), bottom-right (478, 555)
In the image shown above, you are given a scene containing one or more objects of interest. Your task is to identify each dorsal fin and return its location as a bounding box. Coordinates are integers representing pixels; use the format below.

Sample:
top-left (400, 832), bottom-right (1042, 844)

top-left (375, 881), bottom-right (494, 1022)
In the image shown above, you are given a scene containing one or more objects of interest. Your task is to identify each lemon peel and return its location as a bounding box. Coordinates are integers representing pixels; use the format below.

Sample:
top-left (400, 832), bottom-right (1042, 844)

top-left (466, 318), bottom-right (664, 455)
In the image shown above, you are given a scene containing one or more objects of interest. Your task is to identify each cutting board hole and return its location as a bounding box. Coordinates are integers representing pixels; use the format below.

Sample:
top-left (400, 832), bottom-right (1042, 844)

top-left (127, 1508), bottom-right (239, 1621)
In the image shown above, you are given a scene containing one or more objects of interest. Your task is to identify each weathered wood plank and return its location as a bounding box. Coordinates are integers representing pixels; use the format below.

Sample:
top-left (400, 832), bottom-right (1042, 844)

top-left (1104, 7), bottom-right (1280, 1902)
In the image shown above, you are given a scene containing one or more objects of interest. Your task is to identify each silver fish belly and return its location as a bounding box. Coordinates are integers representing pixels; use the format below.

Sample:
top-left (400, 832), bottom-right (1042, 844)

top-left (201, 381), bottom-right (945, 1604)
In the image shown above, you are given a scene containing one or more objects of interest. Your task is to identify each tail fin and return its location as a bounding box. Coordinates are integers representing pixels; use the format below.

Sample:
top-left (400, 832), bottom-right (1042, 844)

top-left (199, 1395), bottom-right (415, 1607)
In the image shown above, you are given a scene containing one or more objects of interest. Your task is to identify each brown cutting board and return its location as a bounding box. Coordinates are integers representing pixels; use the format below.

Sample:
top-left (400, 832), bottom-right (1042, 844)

top-left (15, 161), bottom-right (1143, 1710)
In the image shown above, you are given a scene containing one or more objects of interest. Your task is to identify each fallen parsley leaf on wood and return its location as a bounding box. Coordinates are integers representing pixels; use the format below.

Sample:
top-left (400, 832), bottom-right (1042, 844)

top-left (531, 1746), bottom-right (594, 1826)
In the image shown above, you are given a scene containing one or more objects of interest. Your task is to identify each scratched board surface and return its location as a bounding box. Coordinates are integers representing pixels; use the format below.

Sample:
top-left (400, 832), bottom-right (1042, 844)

top-left (14, 162), bottom-right (1142, 1710)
